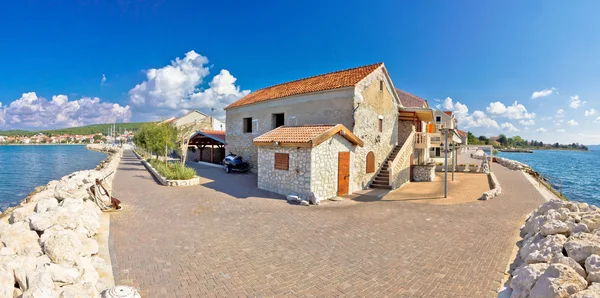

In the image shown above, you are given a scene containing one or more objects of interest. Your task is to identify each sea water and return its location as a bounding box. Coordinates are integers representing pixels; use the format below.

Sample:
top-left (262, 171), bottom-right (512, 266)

top-left (498, 149), bottom-right (600, 205)
top-left (0, 145), bottom-right (106, 210)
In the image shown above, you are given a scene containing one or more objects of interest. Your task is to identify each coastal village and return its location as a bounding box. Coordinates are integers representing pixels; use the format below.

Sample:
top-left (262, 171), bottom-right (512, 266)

top-left (0, 132), bottom-right (133, 145)
top-left (0, 62), bottom-right (597, 298)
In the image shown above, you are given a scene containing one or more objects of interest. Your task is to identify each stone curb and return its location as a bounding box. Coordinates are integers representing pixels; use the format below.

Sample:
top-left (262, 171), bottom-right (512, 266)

top-left (132, 149), bottom-right (200, 187)
top-left (480, 172), bottom-right (501, 200)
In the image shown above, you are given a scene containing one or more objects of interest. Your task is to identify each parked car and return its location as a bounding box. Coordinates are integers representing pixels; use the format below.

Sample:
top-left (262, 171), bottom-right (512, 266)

top-left (222, 153), bottom-right (250, 173)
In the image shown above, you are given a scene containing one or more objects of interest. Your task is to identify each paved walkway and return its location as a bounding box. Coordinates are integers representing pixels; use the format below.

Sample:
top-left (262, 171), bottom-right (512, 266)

top-left (110, 149), bottom-right (544, 297)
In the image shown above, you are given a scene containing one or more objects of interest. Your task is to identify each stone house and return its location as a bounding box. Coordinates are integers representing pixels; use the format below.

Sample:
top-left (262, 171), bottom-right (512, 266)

top-left (430, 110), bottom-right (462, 163)
top-left (225, 62), bottom-right (434, 199)
top-left (170, 110), bottom-right (225, 131)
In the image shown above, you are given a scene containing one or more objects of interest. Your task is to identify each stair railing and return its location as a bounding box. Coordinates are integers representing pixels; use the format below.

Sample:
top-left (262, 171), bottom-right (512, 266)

top-left (388, 131), bottom-right (416, 186)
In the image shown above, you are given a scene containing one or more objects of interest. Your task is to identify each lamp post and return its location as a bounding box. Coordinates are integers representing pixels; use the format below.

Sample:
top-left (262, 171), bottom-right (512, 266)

top-left (444, 128), bottom-right (448, 198)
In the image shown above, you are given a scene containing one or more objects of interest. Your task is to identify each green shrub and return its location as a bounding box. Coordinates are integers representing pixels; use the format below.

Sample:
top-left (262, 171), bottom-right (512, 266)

top-left (149, 160), bottom-right (196, 180)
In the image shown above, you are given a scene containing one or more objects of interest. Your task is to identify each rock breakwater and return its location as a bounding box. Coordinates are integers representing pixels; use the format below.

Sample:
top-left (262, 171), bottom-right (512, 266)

top-left (510, 199), bottom-right (600, 297)
top-left (0, 145), bottom-right (122, 297)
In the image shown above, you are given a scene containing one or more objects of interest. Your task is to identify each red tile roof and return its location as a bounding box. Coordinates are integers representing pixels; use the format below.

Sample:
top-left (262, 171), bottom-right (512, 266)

top-left (443, 111), bottom-right (453, 116)
top-left (395, 88), bottom-right (427, 108)
top-left (253, 124), bottom-right (363, 148)
top-left (225, 63), bottom-right (383, 110)
top-left (456, 129), bottom-right (467, 137)
top-left (190, 130), bottom-right (226, 144)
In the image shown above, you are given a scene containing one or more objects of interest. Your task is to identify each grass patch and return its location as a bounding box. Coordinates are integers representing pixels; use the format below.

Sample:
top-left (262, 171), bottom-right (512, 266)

top-left (149, 159), bottom-right (197, 180)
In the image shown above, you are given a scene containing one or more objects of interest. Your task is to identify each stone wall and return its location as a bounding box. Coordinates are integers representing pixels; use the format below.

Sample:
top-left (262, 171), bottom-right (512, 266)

top-left (397, 120), bottom-right (414, 145)
top-left (413, 165), bottom-right (435, 182)
top-left (391, 133), bottom-right (415, 189)
top-left (225, 89), bottom-right (355, 173)
top-left (257, 146), bottom-right (312, 198)
top-left (351, 67), bottom-right (399, 192)
top-left (495, 156), bottom-right (529, 171)
top-left (311, 135), bottom-right (354, 199)
top-left (479, 172), bottom-right (501, 200)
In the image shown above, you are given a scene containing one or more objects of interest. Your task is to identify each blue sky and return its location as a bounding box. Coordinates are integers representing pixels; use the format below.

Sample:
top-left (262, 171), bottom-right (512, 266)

top-left (0, 1), bottom-right (599, 144)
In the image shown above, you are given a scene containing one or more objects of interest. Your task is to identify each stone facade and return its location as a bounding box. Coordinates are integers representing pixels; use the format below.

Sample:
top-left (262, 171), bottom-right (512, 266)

top-left (257, 146), bottom-right (312, 197)
top-left (256, 135), bottom-right (355, 200)
top-left (413, 165), bottom-right (435, 182)
top-left (310, 135), bottom-right (354, 199)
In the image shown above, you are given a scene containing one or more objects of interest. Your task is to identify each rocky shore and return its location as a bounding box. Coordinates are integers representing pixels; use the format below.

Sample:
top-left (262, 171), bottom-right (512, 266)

top-left (510, 199), bottom-right (600, 297)
top-left (0, 144), bottom-right (122, 297)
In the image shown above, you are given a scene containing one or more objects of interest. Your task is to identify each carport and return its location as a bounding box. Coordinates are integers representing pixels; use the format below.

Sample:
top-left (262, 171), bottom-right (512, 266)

top-left (188, 130), bottom-right (226, 164)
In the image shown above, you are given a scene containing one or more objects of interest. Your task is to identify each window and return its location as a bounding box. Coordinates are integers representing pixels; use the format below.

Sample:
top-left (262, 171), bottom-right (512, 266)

top-left (378, 119), bottom-right (383, 132)
top-left (435, 147), bottom-right (441, 157)
top-left (272, 113), bottom-right (285, 129)
top-left (366, 152), bottom-right (375, 173)
top-left (379, 80), bottom-right (384, 91)
top-left (274, 153), bottom-right (289, 170)
top-left (435, 116), bottom-right (441, 123)
top-left (243, 117), bottom-right (253, 133)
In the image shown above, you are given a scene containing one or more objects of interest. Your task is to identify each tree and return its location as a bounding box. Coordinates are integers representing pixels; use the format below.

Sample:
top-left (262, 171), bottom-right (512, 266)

top-left (478, 136), bottom-right (488, 143)
top-left (497, 134), bottom-right (507, 145)
top-left (467, 131), bottom-right (478, 145)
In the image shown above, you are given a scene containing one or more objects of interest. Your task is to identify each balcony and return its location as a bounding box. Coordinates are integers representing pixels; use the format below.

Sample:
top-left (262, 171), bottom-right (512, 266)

top-left (415, 132), bottom-right (430, 149)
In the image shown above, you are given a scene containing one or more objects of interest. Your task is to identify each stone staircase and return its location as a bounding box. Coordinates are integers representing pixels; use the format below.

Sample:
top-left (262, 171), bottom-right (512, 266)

top-left (370, 145), bottom-right (402, 189)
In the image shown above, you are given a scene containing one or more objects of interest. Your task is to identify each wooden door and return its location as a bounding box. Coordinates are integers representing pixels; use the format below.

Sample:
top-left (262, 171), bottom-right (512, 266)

top-left (409, 154), bottom-right (414, 181)
top-left (337, 152), bottom-right (350, 196)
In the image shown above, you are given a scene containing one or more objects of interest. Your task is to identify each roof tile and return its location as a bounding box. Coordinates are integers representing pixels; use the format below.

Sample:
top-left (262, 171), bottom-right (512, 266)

top-left (395, 88), bottom-right (427, 108)
top-left (226, 63), bottom-right (383, 109)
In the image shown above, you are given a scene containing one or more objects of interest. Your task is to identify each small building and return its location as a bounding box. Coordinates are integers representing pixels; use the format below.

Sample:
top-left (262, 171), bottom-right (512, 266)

top-left (171, 110), bottom-right (225, 131)
top-left (188, 130), bottom-right (226, 164)
top-left (253, 124), bottom-right (363, 199)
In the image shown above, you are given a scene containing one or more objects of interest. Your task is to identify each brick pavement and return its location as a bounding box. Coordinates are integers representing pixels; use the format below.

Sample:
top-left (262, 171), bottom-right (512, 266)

top-left (110, 150), bottom-right (544, 297)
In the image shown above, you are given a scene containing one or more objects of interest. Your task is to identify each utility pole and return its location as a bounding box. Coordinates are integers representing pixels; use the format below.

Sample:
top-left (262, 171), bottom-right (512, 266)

top-left (444, 128), bottom-right (449, 198)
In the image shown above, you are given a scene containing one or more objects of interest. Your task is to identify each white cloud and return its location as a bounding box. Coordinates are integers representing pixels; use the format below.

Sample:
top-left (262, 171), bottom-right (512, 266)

top-left (0, 92), bottom-right (131, 129)
top-left (557, 129), bottom-right (565, 132)
top-left (585, 108), bottom-right (597, 116)
top-left (442, 97), bottom-right (498, 129)
top-left (531, 87), bottom-right (556, 99)
top-left (519, 119), bottom-right (535, 126)
top-left (500, 122), bottom-right (519, 132)
top-left (567, 119), bottom-right (579, 126)
top-left (536, 127), bottom-right (548, 133)
top-left (595, 117), bottom-right (600, 123)
top-left (101, 74), bottom-right (107, 86)
top-left (486, 101), bottom-right (536, 119)
top-left (569, 95), bottom-right (586, 109)
top-left (556, 109), bottom-right (564, 117)
top-left (128, 50), bottom-right (249, 119)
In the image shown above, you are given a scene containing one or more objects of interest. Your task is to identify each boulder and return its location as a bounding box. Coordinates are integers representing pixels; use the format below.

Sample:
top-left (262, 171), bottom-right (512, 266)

top-left (587, 255), bottom-right (600, 283)
top-left (35, 198), bottom-right (59, 213)
top-left (9, 202), bottom-right (36, 224)
top-left (520, 234), bottom-right (567, 264)
top-left (57, 282), bottom-right (100, 298)
top-left (29, 212), bottom-right (57, 232)
top-left (54, 181), bottom-right (90, 202)
top-left (551, 256), bottom-right (586, 278)
top-left (0, 221), bottom-right (42, 256)
top-left (74, 257), bottom-right (99, 285)
top-left (79, 236), bottom-right (99, 256)
top-left (571, 223), bottom-right (591, 235)
top-left (48, 263), bottom-right (82, 286)
top-left (572, 283), bottom-right (600, 298)
top-left (0, 266), bottom-right (14, 298)
top-left (540, 220), bottom-right (569, 236)
top-left (510, 263), bottom-right (549, 298)
top-left (534, 200), bottom-right (573, 217)
top-left (21, 267), bottom-right (58, 298)
top-left (582, 213), bottom-right (600, 232)
top-left (60, 198), bottom-right (84, 213)
top-left (528, 263), bottom-right (587, 298)
top-left (565, 233), bottom-right (600, 263)
top-left (43, 230), bottom-right (82, 266)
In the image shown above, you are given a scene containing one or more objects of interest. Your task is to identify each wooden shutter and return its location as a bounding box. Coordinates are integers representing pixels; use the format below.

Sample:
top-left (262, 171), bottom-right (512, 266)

top-left (366, 151), bottom-right (375, 173)
top-left (274, 153), bottom-right (289, 170)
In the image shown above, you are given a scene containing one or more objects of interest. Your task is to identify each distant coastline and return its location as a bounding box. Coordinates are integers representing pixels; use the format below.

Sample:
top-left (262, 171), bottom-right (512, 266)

top-left (0, 143), bottom-right (88, 146)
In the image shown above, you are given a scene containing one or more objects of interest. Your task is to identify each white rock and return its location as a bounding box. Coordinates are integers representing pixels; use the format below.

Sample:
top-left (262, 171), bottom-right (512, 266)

top-left (0, 221), bottom-right (42, 256)
top-left (60, 198), bottom-right (84, 213)
top-left (79, 236), bottom-right (99, 256)
top-left (74, 257), bottom-right (99, 285)
top-left (572, 283), bottom-right (600, 298)
top-left (58, 282), bottom-right (100, 298)
top-left (43, 230), bottom-right (82, 266)
top-left (0, 247), bottom-right (14, 256)
top-left (510, 263), bottom-right (549, 298)
top-left (54, 181), bottom-right (90, 202)
top-left (35, 198), bottom-right (59, 213)
top-left (21, 267), bottom-right (58, 298)
top-left (300, 200), bottom-right (309, 206)
top-left (587, 255), bottom-right (600, 283)
top-left (0, 266), bottom-right (14, 298)
top-left (565, 233), bottom-right (600, 263)
top-left (48, 263), bottom-right (82, 286)
top-left (540, 220), bottom-right (569, 236)
top-left (571, 222), bottom-right (591, 235)
top-left (551, 256), bottom-right (586, 278)
top-left (520, 234), bottom-right (567, 264)
top-left (28, 212), bottom-right (57, 232)
top-left (286, 195), bottom-right (300, 202)
top-left (528, 263), bottom-right (587, 298)
top-left (582, 213), bottom-right (600, 231)
top-left (9, 202), bottom-right (36, 224)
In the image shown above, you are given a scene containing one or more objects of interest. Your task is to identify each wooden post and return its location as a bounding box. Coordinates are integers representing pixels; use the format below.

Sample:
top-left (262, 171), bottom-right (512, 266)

top-left (199, 145), bottom-right (203, 162)
top-left (211, 139), bottom-right (214, 164)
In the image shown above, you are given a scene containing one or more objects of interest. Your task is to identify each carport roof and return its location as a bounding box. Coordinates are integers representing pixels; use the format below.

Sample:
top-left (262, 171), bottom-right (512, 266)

top-left (253, 124), bottom-right (363, 148)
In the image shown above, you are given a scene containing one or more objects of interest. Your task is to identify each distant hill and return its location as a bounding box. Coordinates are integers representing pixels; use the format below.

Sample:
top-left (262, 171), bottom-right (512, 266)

top-left (0, 122), bottom-right (149, 136)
